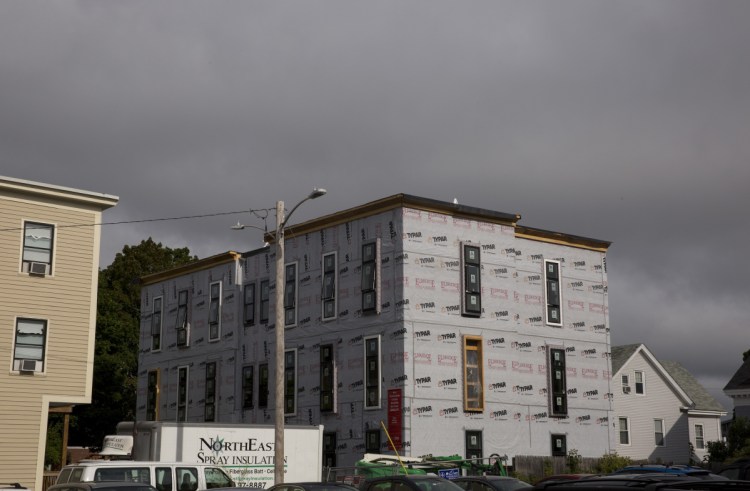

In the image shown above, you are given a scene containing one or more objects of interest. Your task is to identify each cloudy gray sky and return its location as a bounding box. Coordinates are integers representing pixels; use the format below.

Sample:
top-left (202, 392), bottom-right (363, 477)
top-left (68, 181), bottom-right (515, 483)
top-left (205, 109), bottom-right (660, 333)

top-left (2, 1), bottom-right (748, 412)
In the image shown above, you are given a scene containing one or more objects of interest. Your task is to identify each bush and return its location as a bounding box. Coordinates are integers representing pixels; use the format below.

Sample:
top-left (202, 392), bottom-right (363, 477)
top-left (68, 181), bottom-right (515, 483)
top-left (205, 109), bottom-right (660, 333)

top-left (596, 452), bottom-right (632, 474)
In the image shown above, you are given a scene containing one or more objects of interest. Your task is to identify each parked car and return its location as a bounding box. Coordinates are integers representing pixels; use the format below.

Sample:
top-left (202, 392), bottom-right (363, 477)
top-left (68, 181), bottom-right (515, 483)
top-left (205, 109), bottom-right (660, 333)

top-left (359, 475), bottom-right (464, 491)
top-left (48, 482), bottom-right (158, 491)
top-left (452, 476), bottom-right (532, 491)
top-left (534, 475), bottom-right (597, 487)
top-left (611, 465), bottom-right (727, 480)
top-left (718, 459), bottom-right (750, 481)
top-left (266, 483), bottom-right (359, 491)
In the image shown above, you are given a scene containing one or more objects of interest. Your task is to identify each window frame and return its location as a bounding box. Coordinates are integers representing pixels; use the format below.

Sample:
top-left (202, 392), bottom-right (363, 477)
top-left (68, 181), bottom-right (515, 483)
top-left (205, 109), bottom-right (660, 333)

top-left (21, 221), bottom-right (55, 275)
top-left (551, 434), bottom-right (567, 457)
top-left (13, 317), bottom-right (47, 373)
top-left (695, 424), bottom-right (705, 449)
top-left (364, 335), bottom-right (381, 409)
top-left (242, 365), bottom-right (254, 410)
top-left (461, 242), bottom-right (482, 317)
top-left (204, 362), bottom-right (217, 422)
top-left (322, 252), bottom-right (338, 321)
top-left (258, 363), bottom-right (269, 408)
top-left (463, 335), bottom-right (484, 412)
top-left (208, 281), bottom-right (222, 342)
top-left (549, 347), bottom-right (568, 417)
top-left (147, 369), bottom-right (160, 421)
top-left (465, 430), bottom-right (483, 461)
top-left (654, 419), bottom-right (665, 447)
top-left (176, 289), bottom-right (190, 347)
top-left (284, 262), bottom-right (298, 327)
top-left (361, 240), bottom-right (381, 314)
top-left (621, 374), bottom-right (631, 394)
top-left (243, 282), bottom-right (256, 326)
top-left (177, 366), bottom-right (189, 422)
top-left (151, 296), bottom-right (163, 352)
top-left (619, 417), bottom-right (630, 445)
top-left (634, 370), bottom-right (645, 395)
top-left (284, 348), bottom-right (298, 416)
top-left (320, 343), bottom-right (336, 412)
top-left (365, 429), bottom-right (381, 453)
top-left (544, 259), bottom-right (563, 326)
top-left (260, 279), bottom-right (270, 324)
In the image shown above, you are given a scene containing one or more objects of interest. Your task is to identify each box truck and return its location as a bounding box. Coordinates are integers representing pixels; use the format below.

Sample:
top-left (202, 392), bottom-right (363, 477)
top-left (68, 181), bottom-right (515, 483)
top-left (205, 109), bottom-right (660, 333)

top-left (105, 422), bottom-right (324, 488)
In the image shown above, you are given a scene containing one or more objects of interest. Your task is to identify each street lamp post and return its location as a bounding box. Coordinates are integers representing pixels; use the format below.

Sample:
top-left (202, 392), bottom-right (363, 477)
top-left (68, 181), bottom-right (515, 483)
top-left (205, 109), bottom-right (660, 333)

top-left (272, 188), bottom-right (326, 484)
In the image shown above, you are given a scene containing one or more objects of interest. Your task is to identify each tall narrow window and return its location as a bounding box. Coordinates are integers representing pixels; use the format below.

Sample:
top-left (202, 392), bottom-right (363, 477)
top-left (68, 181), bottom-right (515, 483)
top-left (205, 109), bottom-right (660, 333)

top-left (551, 434), bottom-right (567, 456)
top-left (147, 369), bottom-right (160, 421)
top-left (320, 344), bottom-right (336, 412)
top-left (465, 431), bottom-right (483, 461)
top-left (242, 366), bottom-right (254, 410)
top-left (323, 432), bottom-right (337, 468)
top-left (619, 417), bottom-right (630, 445)
top-left (151, 296), bottom-right (163, 352)
top-left (365, 336), bottom-right (381, 409)
top-left (243, 283), bottom-right (256, 326)
top-left (22, 221), bottom-right (54, 275)
top-left (176, 289), bottom-right (189, 347)
top-left (284, 349), bottom-right (297, 415)
top-left (654, 419), bottom-right (665, 446)
top-left (177, 366), bottom-right (189, 422)
top-left (322, 252), bottom-right (337, 320)
top-left (361, 241), bottom-right (380, 314)
top-left (365, 429), bottom-right (381, 453)
top-left (549, 347), bottom-right (568, 417)
top-left (209, 281), bottom-right (222, 341)
top-left (622, 374), bottom-right (631, 394)
top-left (205, 362), bottom-right (216, 422)
top-left (284, 263), bottom-right (298, 327)
top-left (260, 280), bottom-right (270, 324)
top-left (634, 371), bottom-right (645, 394)
top-left (258, 363), bottom-right (269, 408)
top-left (695, 424), bottom-right (705, 449)
top-left (461, 243), bottom-right (482, 317)
top-left (463, 336), bottom-right (484, 412)
top-left (544, 260), bottom-right (562, 326)
top-left (13, 318), bottom-right (47, 372)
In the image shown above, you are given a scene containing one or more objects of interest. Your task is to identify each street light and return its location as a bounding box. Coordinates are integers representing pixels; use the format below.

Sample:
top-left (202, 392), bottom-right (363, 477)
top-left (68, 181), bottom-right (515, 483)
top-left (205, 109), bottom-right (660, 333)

top-left (272, 188), bottom-right (326, 484)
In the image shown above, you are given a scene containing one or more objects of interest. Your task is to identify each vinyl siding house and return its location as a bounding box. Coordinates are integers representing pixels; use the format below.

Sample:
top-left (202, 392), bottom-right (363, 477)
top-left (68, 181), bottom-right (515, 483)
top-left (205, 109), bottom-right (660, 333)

top-left (0, 176), bottom-right (118, 490)
top-left (137, 193), bottom-right (614, 470)
top-left (611, 344), bottom-right (725, 464)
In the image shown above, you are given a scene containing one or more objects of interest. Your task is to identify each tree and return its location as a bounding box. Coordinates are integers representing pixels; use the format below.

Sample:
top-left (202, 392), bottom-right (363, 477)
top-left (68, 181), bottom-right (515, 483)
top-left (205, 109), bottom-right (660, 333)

top-left (705, 417), bottom-right (750, 464)
top-left (70, 238), bottom-right (197, 447)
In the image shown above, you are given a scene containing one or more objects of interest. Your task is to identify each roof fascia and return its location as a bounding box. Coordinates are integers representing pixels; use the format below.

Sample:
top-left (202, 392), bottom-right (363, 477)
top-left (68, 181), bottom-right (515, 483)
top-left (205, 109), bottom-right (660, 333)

top-left (140, 251), bottom-right (242, 285)
top-left (516, 225), bottom-right (611, 252)
top-left (0, 175), bottom-right (119, 210)
top-left (637, 345), bottom-right (694, 406)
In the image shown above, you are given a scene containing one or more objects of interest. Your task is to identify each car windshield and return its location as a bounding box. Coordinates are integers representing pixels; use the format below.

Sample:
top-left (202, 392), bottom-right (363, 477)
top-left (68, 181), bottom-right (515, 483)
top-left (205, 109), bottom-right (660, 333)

top-left (412, 479), bottom-right (464, 491)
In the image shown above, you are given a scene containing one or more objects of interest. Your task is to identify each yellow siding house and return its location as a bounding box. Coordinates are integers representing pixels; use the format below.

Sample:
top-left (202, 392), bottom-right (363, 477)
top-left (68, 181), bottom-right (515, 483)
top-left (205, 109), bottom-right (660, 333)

top-left (0, 176), bottom-right (118, 490)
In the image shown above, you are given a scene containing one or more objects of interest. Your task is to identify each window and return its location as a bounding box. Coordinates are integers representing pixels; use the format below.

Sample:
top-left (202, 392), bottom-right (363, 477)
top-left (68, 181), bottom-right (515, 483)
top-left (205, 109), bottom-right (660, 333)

top-left (243, 283), bottom-right (256, 326)
top-left (147, 370), bottom-right (160, 421)
top-left (551, 434), bottom-right (567, 456)
top-left (322, 252), bottom-right (337, 320)
top-left (284, 263), bottom-right (298, 327)
top-left (695, 424), bottom-right (705, 449)
top-left (549, 348), bottom-right (568, 417)
top-left (260, 280), bottom-right (270, 324)
top-left (465, 430), bottom-right (483, 460)
top-left (242, 366), bottom-right (254, 410)
top-left (176, 290), bottom-right (190, 347)
top-left (22, 221), bottom-right (54, 275)
top-left (284, 349), bottom-right (297, 415)
top-left (258, 363), bottom-right (269, 408)
top-left (320, 344), bottom-right (336, 412)
top-left (177, 366), bottom-right (189, 422)
top-left (13, 318), bottom-right (47, 372)
top-left (365, 429), bottom-right (381, 453)
top-left (323, 432), bottom-right (337, 468)
top-left (619, 417), bottom-right (630, 445)
top-left (463, 336), bottom-right (484, 412)
top-left (635, 371), bottom-right (645, 394)
top-left (544, 260), bottom-right (562, 326)
top-left (654, 419), bottom-right (664, 446)
top-left (622, 374), bottom-right (631, 394)
top-left (208, 281), bottom-right (222, 341)
top-left (177, 468), bottom-right (198, 491)
top-left (365, 336), bottom-right (381, 409)
top-left (205, 362), bottom-right (216, 422)
top-left (151, 296), bottom-right (163, 352)
top-left (461, 243), bottom-right (481, 317)
top-left (361, 240), bottom-right (380, 314)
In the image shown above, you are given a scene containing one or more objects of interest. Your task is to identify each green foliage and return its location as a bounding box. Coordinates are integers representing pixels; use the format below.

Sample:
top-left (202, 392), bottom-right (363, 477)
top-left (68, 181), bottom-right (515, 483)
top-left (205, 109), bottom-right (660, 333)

top-left (567, 449), bottom-right (582, 473)
top-left (542, 458), bottom-right (554, 477)
top-left (44, 415), bottom-right (65, 469)
top-left (70, 239), bottom-right (196, 447)
top-left (706, 417), bottom-right (750, 464)
top-left (595, 452), bottom-right (632, 474)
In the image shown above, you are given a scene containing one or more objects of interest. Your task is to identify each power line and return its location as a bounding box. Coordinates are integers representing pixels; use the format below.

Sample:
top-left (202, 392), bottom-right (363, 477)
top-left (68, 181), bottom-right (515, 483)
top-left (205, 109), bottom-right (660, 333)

top-left (0, 208), bottom-right (275, 233)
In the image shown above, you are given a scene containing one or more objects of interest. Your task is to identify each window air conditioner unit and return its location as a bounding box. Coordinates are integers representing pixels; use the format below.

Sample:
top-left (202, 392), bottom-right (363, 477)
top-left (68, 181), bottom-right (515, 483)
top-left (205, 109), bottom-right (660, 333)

top-left (20, 359), bottom-right (39, 372)
top-left (29, 262), bottom-right (48, 276)
top-left (622, 386), bottom-right (631, 394)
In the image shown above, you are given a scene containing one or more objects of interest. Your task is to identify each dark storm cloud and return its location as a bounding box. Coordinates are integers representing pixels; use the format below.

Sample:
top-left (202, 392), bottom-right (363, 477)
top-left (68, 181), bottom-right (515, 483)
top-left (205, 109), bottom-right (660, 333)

top-left (1, 0), bottom-right (748, 409)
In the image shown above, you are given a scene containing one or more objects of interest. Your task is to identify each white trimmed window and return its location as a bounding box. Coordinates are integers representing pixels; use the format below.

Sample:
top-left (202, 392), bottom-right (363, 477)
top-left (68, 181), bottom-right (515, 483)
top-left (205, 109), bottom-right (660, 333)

top-left (619, 417), bottom-right (630, 445)
top-left (13, 318), bottom-right (47, 373)
top-left (549, 347), bottom-right (568, 417)
top-left (544, 260), bottom-right (562, 326)
top-left (322, 252), bottom-right (337, 320)
top-left (364, 335), bottom-right (381, 409)
top-left (176, 289), bottom-right (190, 347)
top-left (208, 281), bottom-right (222, 341)
top-left (461, 243), bottom-right (481, 317)
top-left (361, 241), bottom-right (381, 314)
top-left (695, 424), bottom-right (705, 449)
top-left (177, 366), bottom-right (189, 422)
top-left (22, 221), bottom-right (54, 275)
top-left (284, 349), bottom-right (297, 415)
top-left (654, 419), bottom-right (665, 446)
top-left (151, 296), bottom-right (163, 352)
top-left (320, 344), bottom-right (336, 412)
top-left (635, 371), bottom-right (645, 394)
top-left (622, 374), bottom-right (631, 394)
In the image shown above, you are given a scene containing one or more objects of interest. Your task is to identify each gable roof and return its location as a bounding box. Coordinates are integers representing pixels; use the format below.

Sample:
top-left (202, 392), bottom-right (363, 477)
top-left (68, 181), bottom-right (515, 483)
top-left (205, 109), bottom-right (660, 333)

top-left (612, 343), bottom-right (725, 415)
top-left (724, 358), bottom-right (750, 392)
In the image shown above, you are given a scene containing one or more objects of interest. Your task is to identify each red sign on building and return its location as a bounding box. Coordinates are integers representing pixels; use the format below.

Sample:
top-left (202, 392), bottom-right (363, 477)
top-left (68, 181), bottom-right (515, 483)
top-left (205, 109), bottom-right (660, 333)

top-left (387, 388), bottom-right (403, 450)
